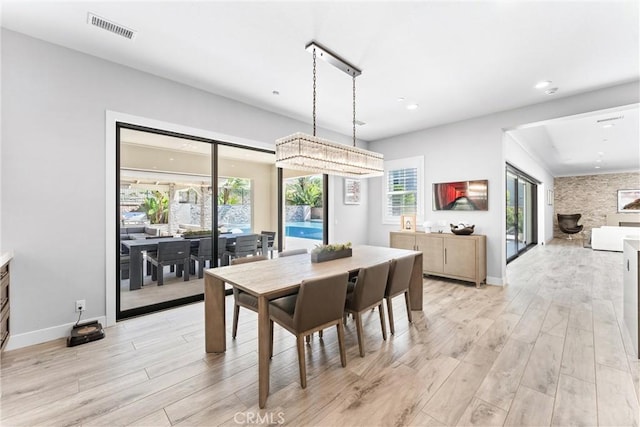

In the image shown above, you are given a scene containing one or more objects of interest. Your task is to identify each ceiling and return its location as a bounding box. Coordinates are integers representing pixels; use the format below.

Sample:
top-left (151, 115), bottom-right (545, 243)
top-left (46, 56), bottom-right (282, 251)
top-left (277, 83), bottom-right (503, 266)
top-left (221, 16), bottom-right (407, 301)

top-left (2, 1), bottom-right (639, 176)
top-left (508, 105), bottom-right (639, 176)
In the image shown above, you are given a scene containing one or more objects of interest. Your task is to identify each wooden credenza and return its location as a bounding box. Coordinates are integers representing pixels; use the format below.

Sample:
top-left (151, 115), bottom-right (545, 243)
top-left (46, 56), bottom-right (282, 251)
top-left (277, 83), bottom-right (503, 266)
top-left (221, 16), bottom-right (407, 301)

top-left (1, 253), bottom-right (11, 351)
top-left (390, 231), bottom-right (486, 287)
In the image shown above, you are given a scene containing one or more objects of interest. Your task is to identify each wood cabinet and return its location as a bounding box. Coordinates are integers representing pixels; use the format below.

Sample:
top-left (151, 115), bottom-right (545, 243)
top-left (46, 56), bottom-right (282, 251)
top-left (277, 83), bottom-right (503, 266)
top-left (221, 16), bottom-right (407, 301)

top-left (390, 232), bottom-right (486, 287)
top-left (1, 255), bottom-right (11, 351)
top-left (623, 239), bottom-right (639, 359)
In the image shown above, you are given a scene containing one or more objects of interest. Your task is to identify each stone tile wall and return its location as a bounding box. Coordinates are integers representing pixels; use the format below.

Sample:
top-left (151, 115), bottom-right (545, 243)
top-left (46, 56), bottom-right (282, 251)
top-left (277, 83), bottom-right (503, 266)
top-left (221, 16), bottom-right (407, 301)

top-left (554, 172), bottom-right (640, 238)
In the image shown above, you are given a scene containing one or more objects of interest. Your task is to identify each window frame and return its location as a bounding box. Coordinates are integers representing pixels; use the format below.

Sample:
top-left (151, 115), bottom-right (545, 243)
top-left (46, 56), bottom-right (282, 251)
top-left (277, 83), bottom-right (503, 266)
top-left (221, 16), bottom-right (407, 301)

top-left (382, 156), bottom-right (424, 225)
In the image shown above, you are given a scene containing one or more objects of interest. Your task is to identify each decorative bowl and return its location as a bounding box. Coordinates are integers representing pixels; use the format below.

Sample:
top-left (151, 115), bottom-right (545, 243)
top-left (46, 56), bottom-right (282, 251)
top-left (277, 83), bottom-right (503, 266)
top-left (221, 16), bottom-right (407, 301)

top-left (450, 224), bottom-right (475, 235)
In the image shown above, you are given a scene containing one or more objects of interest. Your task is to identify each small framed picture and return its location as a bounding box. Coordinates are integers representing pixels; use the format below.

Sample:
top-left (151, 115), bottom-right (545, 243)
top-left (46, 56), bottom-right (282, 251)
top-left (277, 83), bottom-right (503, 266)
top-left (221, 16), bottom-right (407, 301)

top-left (344, 178), bottom-right (361, 205)
top-left (400, 215), bottom-right (416, 232)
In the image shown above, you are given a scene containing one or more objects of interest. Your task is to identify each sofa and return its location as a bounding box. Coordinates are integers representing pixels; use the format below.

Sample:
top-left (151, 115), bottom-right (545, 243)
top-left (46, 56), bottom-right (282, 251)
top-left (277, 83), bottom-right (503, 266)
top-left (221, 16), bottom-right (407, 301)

top-left (591, 226), bottom-right (640, 252)
top-left (120, 225), bottom-right (160, 240)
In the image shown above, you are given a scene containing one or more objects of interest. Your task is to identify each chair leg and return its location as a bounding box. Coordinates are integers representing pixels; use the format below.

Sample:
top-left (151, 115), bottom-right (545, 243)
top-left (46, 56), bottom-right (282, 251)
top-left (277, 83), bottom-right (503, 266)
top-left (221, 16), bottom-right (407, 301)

top-left (198, 257), bottom-right (204, 279)
top-left (183, 260), bottom-right (189, 281)
top-left (232, 303), bottom-right (240, 339)
top-left (146, 261), bottom-right (152, 276)
top-left (386, 297), bottom-right (395, 335)
top-left (305, 335), bottom-right (311, 344)
top-left (157, 263), bottom-right (164, 286)
top-left (404, 290), bottom-right (413, 323)
top-left (337, 321), bottom-right (347, 367)
top-left (151, 264), bottom-right (157, 281)
top-left (296, 335), bottom-right (307, 388)
top-left (270, 320), bottom-right (274, 359)
top-left (170, 265), bottom-right (175, 273)
top-left (355, 312), bottom-right (365, 357)
top-left (319, 330), bottom-right (323, 339)
top-left (378, 303), bottom-right (387, 341)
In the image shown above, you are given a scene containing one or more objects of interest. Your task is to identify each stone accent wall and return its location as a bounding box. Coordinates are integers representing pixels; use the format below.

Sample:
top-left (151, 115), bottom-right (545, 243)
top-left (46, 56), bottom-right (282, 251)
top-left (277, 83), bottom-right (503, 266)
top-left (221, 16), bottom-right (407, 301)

top-left (554, 172), bottom-right (640, 238)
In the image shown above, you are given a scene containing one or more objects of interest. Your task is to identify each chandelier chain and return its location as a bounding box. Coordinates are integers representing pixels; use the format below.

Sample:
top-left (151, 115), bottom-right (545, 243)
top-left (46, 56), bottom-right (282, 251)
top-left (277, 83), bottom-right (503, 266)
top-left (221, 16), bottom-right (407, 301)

top-left (352, 75), bottom-right (356, 147)
top-left (312, 47), bottom-right (317, 137)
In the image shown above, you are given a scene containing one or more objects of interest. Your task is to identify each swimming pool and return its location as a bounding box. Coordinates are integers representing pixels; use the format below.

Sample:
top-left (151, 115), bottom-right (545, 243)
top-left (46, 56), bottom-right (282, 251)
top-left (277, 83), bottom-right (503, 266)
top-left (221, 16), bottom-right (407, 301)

top-left (285, 221), bottom-right (323, 240)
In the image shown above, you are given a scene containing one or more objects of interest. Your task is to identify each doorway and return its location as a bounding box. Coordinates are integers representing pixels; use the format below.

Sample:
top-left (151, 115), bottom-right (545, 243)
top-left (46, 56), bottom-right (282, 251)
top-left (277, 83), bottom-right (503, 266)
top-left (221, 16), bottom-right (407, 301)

top-left (506, 164), bottom-right (538, 262)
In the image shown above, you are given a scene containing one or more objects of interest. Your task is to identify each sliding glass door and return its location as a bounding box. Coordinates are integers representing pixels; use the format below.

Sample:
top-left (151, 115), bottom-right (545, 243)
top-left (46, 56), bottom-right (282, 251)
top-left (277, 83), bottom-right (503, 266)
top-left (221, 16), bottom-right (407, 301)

top-left (506, 164), bottom-right (538, 263)
top-left (116, 124), bottom-right (277, 320)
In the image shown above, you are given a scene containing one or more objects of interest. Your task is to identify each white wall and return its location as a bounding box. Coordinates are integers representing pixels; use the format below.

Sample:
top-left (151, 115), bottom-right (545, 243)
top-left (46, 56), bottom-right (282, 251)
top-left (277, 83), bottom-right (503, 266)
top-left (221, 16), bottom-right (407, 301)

top-left (368, 80), bottom-right (639, 285)
top-left (0, 30), bottom-right (371, 348)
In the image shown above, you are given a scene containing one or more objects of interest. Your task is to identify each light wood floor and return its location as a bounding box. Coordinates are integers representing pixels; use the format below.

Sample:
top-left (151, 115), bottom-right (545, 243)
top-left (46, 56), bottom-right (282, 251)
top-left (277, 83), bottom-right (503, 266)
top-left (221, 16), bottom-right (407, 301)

top-left (2, 239), bottom-right (638, 426)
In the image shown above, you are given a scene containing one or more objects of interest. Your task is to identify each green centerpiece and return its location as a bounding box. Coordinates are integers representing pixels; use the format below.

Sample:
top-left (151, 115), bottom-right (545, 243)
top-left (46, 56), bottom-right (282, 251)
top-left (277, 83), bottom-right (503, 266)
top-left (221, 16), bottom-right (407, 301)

top-left (310, 242), bottom-right (353, 263)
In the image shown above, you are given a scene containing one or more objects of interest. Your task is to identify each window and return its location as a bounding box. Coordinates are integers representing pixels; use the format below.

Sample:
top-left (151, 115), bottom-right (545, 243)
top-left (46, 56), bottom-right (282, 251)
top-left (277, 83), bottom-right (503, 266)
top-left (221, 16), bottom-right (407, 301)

top-left (382, 156), bottom-right (424, 225)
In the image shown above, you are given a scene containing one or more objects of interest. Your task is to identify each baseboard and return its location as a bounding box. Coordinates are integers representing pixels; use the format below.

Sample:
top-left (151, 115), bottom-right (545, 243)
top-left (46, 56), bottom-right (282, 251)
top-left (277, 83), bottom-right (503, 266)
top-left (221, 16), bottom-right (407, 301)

top-left (486, 276), bottom-right (503, 286)
top-left (4, 315), bottom-right (107, 351)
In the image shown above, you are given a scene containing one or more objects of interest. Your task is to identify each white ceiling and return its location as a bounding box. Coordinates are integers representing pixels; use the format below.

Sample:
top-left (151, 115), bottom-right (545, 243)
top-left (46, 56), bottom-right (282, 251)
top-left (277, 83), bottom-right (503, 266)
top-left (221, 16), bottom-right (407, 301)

top-left (508, 105), bottom-right (639, 176)
top-left (2, 1), bottom-right (639, 176)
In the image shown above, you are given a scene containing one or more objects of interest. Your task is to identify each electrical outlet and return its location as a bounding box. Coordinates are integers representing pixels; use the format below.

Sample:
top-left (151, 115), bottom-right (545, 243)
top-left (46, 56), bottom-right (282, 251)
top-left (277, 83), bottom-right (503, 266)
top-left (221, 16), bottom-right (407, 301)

top-left (75, 299), bottom-right (86, 312)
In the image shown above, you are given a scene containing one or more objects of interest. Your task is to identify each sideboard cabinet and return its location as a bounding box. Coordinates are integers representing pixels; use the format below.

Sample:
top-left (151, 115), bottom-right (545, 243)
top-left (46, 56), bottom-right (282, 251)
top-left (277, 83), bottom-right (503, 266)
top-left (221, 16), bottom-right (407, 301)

top-left (1, 254), bottom-right (11, 351)
top-left (390, 232), bottom-right (486, 287)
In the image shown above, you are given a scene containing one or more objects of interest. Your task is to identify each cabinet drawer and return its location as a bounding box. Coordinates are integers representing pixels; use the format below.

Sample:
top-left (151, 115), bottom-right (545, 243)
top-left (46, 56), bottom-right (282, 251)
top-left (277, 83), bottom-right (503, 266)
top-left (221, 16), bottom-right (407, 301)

top-left (0, 275), bottom-right (8, 311)
top-left (0, 303), bottom-right (9, 350)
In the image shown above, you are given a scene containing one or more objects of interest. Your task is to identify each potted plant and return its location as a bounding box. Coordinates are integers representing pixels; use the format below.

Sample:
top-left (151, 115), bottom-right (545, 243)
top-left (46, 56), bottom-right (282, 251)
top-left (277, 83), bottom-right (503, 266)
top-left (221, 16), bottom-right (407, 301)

top-left (310, 242), bottom-right (352, 263)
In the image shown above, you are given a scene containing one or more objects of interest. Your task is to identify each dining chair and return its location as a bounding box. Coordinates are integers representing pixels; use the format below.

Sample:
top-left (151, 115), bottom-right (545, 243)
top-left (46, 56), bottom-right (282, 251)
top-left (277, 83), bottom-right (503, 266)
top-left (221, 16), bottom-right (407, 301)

top-left (259, 231), bottom-right (276, 258)
top-left (224, 234), bottom-right (259, 265)
top-left (147, 240), bottom-right (191, 286)
top-left (231, 255), bottom-right (268, 339)
top-left (189, 237), bottom-right (216, 279)
top-left (278, 248), bottom-right (307, 257)
top-left (269, 272), bottom-right (349, 388)
top-left (384, 255), bottom-right (415, 335)
top-left (345, 261), bottom-right (391, 357)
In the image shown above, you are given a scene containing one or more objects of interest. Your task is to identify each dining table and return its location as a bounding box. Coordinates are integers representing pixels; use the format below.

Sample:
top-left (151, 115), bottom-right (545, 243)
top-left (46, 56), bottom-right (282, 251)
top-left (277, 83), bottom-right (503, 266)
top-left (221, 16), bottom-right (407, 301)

top-left (203, 245), bottom-right (423, 408)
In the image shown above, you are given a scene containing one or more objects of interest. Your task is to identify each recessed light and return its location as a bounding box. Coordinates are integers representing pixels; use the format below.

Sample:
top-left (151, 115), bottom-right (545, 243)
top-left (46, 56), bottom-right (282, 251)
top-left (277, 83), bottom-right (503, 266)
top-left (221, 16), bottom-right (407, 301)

top-left (596, 159), bottom-right (602, 163)
top-left (595, 166), bottom-right (601, 169)
top-left (397, 97), bottom-right (405, 102)
top-left (597, 151), bottom-right (604, 156)
top-left (535, 80), bottom-right (552, 89)
top-left (545, 87), bottom-right (558, 95)
top-left (169, 157), bottom-right (174, 161)
top-left (406, 103), bottom-right (419, 110)
top-left (602, 123), bottom-right (614, 129)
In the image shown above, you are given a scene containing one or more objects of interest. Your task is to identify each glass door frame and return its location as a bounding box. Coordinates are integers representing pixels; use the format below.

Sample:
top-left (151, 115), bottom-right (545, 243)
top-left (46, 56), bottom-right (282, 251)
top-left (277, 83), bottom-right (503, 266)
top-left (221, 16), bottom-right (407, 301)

top-left (116, 122), bottom-right (277, 320)
top-left (506, 163), bottom-right (539, 264)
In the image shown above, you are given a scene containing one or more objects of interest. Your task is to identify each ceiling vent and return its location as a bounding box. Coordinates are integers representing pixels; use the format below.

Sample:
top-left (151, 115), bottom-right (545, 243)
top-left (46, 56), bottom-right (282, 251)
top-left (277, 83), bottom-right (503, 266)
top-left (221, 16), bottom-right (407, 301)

top-left (597, 115), bottom-right (624, 123)
top-left (87, 13), bottom-right (137, 40)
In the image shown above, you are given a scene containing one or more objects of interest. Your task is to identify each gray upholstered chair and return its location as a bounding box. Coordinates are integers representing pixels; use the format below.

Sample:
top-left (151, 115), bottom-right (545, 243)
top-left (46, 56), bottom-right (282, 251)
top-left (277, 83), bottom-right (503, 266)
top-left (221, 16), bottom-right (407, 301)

top-left (384, 255), bottom-right (415, 335)
top-left (269, 272), bottom-right (349, 388)
top-left (345, 261), bottom-right (391, 357)
top-left (147, 240), bottom-right (191, 286)
top-left (278, 248), bottom-right (307, 257)
top-left (224, 234), bottom-right (259, 265)
top-left (231, 255), bottom-right (268, 339)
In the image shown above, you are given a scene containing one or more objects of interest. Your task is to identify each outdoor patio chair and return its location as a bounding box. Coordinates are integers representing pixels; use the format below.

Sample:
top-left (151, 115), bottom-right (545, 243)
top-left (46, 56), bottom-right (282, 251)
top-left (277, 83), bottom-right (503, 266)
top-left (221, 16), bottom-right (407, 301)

top-left (147, 240), bottom-right (191, 286)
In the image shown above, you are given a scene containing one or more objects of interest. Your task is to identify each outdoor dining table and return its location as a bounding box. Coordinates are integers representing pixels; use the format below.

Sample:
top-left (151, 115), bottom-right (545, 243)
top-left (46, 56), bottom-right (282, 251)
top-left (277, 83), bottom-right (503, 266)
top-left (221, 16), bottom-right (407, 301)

top-left (203, 245), bottom-right (423, 408)
top-left (121, 233), bottom-right (269, 290)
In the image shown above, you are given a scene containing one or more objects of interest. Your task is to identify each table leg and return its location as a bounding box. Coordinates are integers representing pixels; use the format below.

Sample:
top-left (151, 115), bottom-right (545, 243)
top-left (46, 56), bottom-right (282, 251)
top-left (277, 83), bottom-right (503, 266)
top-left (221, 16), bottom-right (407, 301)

top-left (204, 274), bottom-right (226, 353)
top-left (129, 247), bottom-right (143, 290)
top-left (258, 295), bottom-right (270, 408)
top-left (409, 253), bottom-right (424, 310)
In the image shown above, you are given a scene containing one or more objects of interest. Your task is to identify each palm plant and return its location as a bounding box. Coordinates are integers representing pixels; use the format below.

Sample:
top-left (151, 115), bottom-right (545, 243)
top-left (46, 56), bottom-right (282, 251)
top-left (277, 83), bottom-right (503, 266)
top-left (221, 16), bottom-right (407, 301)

top-left (139, 191), bottom-right (169, 224)
top-left (285, 177), bottom-right (323, 207)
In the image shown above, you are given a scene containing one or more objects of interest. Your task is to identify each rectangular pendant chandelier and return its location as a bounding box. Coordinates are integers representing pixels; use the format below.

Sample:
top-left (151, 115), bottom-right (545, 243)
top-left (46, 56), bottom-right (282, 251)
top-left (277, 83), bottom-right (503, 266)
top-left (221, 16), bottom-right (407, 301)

top-left (276, 132), bottom-right (384, 178)
top-left (275, 42), bottom-right (384, 178)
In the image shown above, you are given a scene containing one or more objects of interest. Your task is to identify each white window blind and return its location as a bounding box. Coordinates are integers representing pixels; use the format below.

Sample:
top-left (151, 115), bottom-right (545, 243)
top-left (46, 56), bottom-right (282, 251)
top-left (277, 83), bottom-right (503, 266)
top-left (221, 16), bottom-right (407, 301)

top-left (382, 156), bottom-right (424, 224)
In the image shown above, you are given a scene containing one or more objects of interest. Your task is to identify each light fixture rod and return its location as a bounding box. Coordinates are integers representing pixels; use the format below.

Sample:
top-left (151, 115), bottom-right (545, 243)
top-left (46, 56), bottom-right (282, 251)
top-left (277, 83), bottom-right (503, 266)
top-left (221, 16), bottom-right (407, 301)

top-left (305, 41), bottom-right (361, 77)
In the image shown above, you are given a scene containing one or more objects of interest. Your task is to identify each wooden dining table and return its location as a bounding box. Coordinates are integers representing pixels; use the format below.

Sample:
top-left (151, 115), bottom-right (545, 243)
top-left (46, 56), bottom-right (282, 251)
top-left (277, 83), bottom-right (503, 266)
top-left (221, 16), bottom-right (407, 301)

top-left (203, 245), bottom-right (423, 408)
